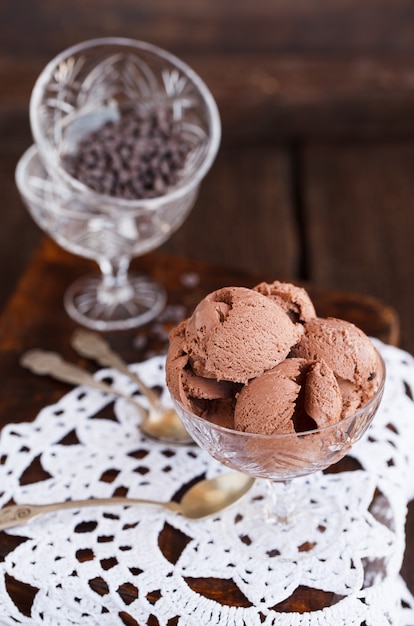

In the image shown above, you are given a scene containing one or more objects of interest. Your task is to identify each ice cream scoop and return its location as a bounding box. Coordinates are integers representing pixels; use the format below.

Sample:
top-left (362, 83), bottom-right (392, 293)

top-left (166, 320), bottom-right (237, 413)
top-left (20, 348), bottom-right (193, 445)
top-left (291, 317), bottom-right (379, 416)
top-left (253, 280), bottom-right (316, 323)
top-left (234, 358), bottom-right (343, 434)
top-left (184, 286), bottom-right (303, 384)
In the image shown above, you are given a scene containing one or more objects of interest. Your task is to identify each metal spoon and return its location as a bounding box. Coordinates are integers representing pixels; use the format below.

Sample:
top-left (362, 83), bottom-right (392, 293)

top-left (0, 472), bottom-right (255, 530)
top-left (20, 348), bottom-right (192, 445)
top-left (71, 329), bottom-right (192, 445)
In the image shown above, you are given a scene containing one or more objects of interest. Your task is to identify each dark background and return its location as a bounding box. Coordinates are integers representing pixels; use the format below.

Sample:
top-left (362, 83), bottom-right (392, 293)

top-left (2, 0), bottom-right (414, 352)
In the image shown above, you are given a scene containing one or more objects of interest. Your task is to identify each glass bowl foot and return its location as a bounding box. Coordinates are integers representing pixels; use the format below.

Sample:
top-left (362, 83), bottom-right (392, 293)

top-left (64, 274), bottom-right (167, 331)
top-left (221, 479), bottom-right (343, 561)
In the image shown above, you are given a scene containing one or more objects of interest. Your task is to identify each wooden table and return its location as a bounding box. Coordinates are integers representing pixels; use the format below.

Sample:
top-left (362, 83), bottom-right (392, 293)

top-left (0, 238), bottom-right (409, 617)
top-left (3, 0), bottom-right (414, 617)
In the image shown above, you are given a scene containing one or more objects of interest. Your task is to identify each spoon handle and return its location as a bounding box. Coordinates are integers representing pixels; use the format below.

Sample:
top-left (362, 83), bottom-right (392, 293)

top-left (20, 349), bottom-right (144, 412)
top-left (71, 329), bottom-right (160, 407)
top-left (0, 497), bottom-right (181, 531)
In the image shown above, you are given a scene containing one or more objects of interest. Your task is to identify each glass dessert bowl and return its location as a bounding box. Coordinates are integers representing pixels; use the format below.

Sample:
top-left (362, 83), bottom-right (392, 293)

top-left (16, 37), bottom-right (220, 330)
top-left (166, 281), bottom-right (387, 557)
top-left (173, 350), bottom-right (385, 481)
top-left (172, 350), bottom-right (385, 544)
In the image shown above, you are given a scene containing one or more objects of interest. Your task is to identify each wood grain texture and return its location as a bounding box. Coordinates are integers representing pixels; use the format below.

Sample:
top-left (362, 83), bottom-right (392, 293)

top-left (162, 145), bottom-right (299, 278)
top-left (3, 0), bottom-right (414, 58)
top-left (302, 140), bottom-right (414, 352)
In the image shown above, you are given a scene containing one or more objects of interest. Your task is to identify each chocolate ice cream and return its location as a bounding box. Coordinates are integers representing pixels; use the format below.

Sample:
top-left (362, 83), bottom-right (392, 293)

top-left (290, 317), bottom-right (379, 416)
top-left (166, 280), bottom-right (381, 436)
top-left (165, 318), bottom-right (238, 423)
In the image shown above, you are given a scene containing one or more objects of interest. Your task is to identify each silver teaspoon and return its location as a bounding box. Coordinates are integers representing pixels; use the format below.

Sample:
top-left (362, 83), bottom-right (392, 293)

top-left (71, 329), bottom-right (192, 445)
top-left (0, 472), bottom-right (255, 530)
top-left (20, 349), bottom-right (190, 444)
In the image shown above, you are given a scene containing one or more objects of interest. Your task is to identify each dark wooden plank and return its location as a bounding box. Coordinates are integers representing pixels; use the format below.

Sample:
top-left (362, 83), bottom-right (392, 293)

top-left (0, 151), bottom-right (42, 312)
top-left (4, 0), bottom-right (414, 143)
top-left (3, 0), bottom-right (414, 59)
top-left (162, 145), bottom-right (299, 279)
top-left (5, 55), bottom-right (414, 141)
top-left (302, 140), bottom-right (414, 355)
top-left (195, 56), bottom-right (414, 140)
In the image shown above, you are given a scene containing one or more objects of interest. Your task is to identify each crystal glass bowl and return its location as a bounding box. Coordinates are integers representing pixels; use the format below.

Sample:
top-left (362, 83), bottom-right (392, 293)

top-left (16, 37), bottom-right (220, 330)
top-left (173, 349), bottom-right (385, 530)
top-left (172, 349), bottom-right (385, 559)
top-left (174, 351), bottom-right (385, 482)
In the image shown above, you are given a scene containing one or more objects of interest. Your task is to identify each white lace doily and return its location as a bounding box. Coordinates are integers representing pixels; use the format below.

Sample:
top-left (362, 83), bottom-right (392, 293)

top-left (0, 340), bottom-right (414, 625)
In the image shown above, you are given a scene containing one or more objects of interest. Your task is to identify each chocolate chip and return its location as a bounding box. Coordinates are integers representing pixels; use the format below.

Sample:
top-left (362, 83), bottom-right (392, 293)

top-left (61, 108), bottom-right (192, 199)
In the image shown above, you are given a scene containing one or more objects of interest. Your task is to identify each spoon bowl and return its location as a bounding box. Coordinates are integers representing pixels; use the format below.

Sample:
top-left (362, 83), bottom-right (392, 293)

top-left (20, 347), bottom-right (192, 445)
top-left (71, 329), bottom-right (193, 444)
top-left (0, 472), bottom-right (255, 530)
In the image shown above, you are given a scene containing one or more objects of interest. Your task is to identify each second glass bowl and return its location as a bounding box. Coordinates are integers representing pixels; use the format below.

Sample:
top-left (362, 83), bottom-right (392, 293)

top-left (16, 37), bottom-right (221, 330)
